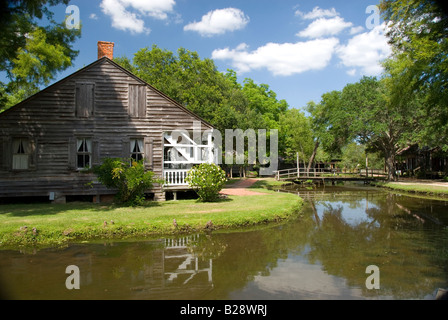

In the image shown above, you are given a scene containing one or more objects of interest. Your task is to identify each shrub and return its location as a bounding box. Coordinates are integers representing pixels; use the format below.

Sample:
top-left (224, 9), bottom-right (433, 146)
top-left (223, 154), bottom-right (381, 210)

top-left (93, 158), bottom-right (160, 206)
top-left (185, 163), bottom-right (227, 202)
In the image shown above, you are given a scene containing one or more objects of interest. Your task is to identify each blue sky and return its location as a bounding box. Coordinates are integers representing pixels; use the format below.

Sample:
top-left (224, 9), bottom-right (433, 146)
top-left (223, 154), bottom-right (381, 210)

top-left (50, 0), bottom-right (390, 111)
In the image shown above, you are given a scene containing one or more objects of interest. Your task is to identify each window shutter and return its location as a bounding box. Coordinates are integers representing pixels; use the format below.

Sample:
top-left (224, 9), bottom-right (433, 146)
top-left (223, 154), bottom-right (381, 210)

top-left (138, 85), bottom-right (146, 118)
top-left (129, 84), bottom-right (146, 118)
top-left (122, 138), bottom-right (130, 159)
top-left (144, 138), bottom-right (153, 170)
top-left (68, 137), bottom-right (76, 170)
top-left (29, 139), bottom-right (37, 170)
top-left (92, 139), bottom-right (100, 166)
top-left (0, 137), bottom-right (4, 169)
top-left (76, 83), bottom-right (94, 118)
top-left (2, 137), bottom-right (12, 170)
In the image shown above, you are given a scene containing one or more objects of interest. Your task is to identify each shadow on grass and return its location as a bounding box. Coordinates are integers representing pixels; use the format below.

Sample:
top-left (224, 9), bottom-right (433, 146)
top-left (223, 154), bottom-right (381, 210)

top-left (0, 200), bottom-right (163, 217)
top-left (247, 179), bottom-right (277, 190)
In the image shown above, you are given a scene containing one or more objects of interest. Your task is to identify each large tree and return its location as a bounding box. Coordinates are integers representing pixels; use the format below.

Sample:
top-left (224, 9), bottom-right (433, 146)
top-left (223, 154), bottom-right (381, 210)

top-left (279, 108), bottom-right (314, 167)
top-left (0, 0), bottom-right (80, 111)
top-left (309, 77), bottom-right (417, 181)
top-left (379, 0), bottom-right (448, 148)
top-left (115, 45), bottom-right (243, 132)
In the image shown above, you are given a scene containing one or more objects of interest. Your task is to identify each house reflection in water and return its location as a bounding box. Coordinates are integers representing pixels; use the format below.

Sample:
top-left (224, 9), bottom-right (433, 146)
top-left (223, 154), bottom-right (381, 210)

top-left (0, 234), bottom-right (215, 300)
top-left (128, 235), bottom-right (214, 299)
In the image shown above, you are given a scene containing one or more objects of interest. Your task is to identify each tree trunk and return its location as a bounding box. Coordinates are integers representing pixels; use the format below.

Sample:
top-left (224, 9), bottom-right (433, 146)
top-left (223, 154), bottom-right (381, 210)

top-left (385, 150), bottom-right (398, 181)
top-left (307, 141), bottom-right (320, 172)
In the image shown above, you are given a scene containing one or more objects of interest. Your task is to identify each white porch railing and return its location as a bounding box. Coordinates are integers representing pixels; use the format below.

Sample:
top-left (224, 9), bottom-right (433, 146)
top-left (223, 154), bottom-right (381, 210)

top-left (164, 169), bottom-right (190, 186)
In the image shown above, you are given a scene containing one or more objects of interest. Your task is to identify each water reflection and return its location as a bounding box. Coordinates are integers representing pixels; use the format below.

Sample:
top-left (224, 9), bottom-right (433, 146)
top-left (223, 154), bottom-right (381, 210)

top-left (0, 184), bottom-right (447, 300)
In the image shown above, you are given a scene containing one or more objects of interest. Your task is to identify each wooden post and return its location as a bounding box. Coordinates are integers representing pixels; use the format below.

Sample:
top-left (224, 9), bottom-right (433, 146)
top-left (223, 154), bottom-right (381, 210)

top-left (366, 155), bottom-right (368, 178)
top-left (297, 152), bottom-right (300, 178)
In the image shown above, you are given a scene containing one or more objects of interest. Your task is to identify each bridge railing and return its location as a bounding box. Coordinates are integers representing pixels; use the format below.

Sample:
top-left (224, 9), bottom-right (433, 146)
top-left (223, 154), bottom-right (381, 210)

top-left (274, 168), bottom-right (388, 180)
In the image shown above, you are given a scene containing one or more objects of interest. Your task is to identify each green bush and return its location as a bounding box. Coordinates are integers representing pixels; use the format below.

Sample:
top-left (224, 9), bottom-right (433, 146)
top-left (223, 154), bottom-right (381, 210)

top-left (185, 163), bottom-right (227, 202)
top-left (93, 158), bottom-right (160, 206)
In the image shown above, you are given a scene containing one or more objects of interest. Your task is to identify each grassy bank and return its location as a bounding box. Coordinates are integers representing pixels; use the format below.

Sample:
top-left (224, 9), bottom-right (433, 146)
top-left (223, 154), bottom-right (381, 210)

top-left (0, 182), bottom-right (302, 248)
top-left (375, 181), bottom-right (448, 197)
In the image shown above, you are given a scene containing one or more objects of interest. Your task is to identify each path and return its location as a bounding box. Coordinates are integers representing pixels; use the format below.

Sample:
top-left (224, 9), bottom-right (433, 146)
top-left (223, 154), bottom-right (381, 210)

top-left (391, 179), bottom-right (448, 188)
top-left (220, 178), bottom-right (267, 196)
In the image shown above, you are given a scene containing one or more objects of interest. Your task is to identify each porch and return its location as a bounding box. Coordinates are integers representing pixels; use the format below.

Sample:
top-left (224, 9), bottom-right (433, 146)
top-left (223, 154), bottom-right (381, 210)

top-left (162, 130), bottom-right (217, 188)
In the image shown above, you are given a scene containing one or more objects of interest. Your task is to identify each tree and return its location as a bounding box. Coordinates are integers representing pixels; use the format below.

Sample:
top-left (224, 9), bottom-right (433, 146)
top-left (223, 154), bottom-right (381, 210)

top-left (379, 0), bottom-right (448, 148)
top-left (241, 78), bottom-right (288, 130)
top-left (309, 77), bottom-right (416, 181)
top-left (116, 45), bottom-right (237, 132)
top-left (279, 108), bottom-right (314, 167)
top-left (0, 0), bottom-right (80, 111)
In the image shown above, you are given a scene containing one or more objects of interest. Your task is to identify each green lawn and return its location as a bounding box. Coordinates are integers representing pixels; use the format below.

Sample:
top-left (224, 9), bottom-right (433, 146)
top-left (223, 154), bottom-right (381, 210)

top-left (0, 183), bottom-right (303, 248)
top-left (376, 181), bottom-right (448, 196)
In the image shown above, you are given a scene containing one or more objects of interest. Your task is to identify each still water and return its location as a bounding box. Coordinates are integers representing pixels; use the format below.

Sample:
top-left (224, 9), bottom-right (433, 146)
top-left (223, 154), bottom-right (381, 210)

top-left (0, 184), bottom-right (447, 300)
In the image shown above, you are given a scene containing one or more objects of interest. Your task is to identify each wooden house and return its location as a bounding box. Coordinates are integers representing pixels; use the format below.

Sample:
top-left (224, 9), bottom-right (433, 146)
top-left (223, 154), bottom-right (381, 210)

top-left (0, 41), bottom-right (216, 203)
top-left (396, 144), bottom-right (448, 178)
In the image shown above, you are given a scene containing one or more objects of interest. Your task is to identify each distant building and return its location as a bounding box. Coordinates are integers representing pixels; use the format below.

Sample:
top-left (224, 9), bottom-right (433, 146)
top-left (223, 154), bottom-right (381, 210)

top-left (396, 144), bottom-right (448, 178)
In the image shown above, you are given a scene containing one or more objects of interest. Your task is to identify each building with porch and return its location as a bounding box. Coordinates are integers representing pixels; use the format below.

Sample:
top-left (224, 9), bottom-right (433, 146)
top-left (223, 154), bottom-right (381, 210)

top-left (0, 41), bottom-right (216, 202)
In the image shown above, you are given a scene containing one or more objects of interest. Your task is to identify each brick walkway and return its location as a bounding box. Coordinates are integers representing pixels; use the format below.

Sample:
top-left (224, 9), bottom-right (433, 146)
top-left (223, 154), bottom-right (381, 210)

top-left (220, 178), bottom-right (267, 196)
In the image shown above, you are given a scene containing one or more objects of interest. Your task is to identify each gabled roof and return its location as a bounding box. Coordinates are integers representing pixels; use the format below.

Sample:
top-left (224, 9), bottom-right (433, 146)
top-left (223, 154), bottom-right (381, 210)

top-left (0, 57), bottom-right (214, 129)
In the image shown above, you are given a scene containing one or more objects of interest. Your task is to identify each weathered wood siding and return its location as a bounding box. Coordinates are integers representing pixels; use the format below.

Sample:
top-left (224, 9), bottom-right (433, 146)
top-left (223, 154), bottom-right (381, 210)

top-left (0, 58), bottom-right (213, 200)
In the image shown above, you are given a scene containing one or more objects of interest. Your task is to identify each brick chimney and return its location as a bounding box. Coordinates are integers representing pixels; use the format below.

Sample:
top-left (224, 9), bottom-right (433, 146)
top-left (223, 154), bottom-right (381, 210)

top-left (97, 41), bottom-right (114, 60)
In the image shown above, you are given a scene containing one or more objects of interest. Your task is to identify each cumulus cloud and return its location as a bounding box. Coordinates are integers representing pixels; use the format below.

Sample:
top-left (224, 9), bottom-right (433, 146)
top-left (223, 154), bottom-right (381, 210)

top-left (336, 23), bottom-right (392, 76)
top-left (209, 5), bottom-right (390, 78)
top-left (295, 6), bottom-right (339, 20)
top-left (350, 26), bottom-right (365, 35)
top-left (100, 0), bottom-right (176, 34)
top-left (184, 8), bottom-right (249, 37)
top-left (297, 16), bottom-right (353, 38)
top-left (212, 38), bottom-right (340, 76)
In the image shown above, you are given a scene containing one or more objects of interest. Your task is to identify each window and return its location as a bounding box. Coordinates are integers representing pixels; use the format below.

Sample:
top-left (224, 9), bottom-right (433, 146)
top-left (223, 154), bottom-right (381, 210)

top-left (76, 83), bottom-right (94, 117)
top-left (130, 139), bottom-right (144, 161)
top-left (129, 84), bottom-right (146, 118)
top-left (77, 138), bottom-right (92, 169)
top-left (12, 138), bottom-right (29, 170)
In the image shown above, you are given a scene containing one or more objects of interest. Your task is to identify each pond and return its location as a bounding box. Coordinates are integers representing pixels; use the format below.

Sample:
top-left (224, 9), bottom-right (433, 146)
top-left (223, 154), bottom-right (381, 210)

top-left (0, 183), bottom-right (447, 300)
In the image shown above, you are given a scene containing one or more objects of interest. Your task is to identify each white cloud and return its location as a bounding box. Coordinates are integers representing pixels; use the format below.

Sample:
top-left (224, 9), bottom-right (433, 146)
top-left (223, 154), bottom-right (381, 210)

top-left (297, 16), bottom-right (353, 38)
top-left (336, 23), bottom-right (392, 76)
top-left (184, 8), bottom-right (249, 37)
top-left (347, 68), bottom-right (357, 76)
top-left (89, 13), bottom-right (98, 20)
top-left (100, 0), bottom-right (176, 34)
top-left (212, 38), bottom-right (339, 76)
top-left (349, 26), bottom-right (365, 35)
top-left (295, 6), bottom-right (339, 20)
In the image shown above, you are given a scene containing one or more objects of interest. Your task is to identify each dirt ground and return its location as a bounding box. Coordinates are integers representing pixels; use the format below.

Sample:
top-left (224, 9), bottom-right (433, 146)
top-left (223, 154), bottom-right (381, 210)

top-left (392, 179), bottom-right (448, 188)
top-left (219, 178), bottom-right (268, 196)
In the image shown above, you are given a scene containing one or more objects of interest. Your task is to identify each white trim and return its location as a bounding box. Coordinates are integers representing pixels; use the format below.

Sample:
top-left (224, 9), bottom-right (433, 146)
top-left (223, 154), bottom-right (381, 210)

top-left (164, 169), bottom-right (190, 186)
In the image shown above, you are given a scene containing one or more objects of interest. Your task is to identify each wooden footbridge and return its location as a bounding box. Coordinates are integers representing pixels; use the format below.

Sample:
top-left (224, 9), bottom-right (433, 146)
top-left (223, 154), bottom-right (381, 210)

top-left (274, 168), bottom-right (388, 184)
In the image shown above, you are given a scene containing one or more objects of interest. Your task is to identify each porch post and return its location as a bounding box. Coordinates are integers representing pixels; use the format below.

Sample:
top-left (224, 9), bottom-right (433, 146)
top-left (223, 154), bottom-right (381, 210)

top-left (208, 131), bottom-right (213, 163)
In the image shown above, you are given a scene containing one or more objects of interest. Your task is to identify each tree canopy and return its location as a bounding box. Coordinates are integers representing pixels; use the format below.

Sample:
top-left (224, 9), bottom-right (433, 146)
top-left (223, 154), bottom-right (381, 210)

top-left (380, 0), bottom-right (448, 149)
top-left (115, 45), bottom-right (289, 135)
top-left (0, 0), bottom-right (80, 111)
